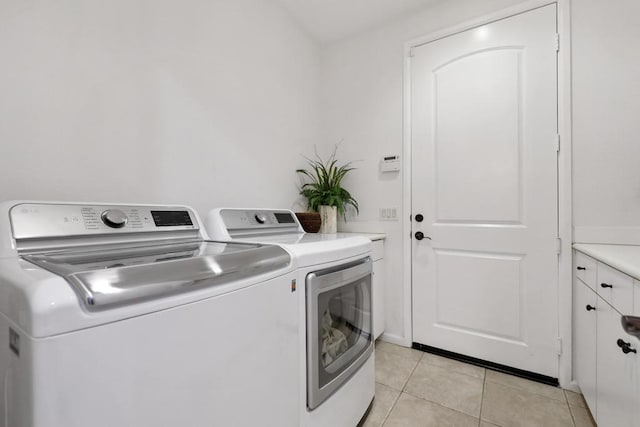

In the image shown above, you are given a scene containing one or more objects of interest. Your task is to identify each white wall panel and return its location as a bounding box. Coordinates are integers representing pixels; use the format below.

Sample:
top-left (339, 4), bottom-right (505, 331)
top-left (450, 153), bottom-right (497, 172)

top-left (0, 0), bottom-right (321, 215)
top-left (572, 0), bottom-right (640, 243)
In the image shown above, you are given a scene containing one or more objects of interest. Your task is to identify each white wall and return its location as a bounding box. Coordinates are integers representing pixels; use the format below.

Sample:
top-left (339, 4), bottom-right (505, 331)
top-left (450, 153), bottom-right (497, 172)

top-left (0, 0), bottom-right (320, 215)
top-left (572, 0), bottom-right (640, 244)
top-left (320, 0), bottom-right (525, 343)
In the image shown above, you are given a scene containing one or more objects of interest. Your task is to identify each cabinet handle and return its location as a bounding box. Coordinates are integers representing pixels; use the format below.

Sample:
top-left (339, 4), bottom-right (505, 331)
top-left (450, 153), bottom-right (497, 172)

top-left (617, 339), bottom-right (637, 354)
top-left (585, 305), bottom-right (596, 311)
top-left (600, 283), bottom-right (613, 289)
top-left (577, 266), bottom-right (586, 271)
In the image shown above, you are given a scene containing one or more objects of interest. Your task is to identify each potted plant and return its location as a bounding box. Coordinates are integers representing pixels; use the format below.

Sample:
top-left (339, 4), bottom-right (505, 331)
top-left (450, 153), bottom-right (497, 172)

top-left (296, 147), bottom-right (359, 233)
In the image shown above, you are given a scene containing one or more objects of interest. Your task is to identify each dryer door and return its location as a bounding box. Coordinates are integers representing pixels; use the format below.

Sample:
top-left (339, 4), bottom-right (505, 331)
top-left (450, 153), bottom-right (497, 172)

top-left (306, 257), bottom-right (373, 410)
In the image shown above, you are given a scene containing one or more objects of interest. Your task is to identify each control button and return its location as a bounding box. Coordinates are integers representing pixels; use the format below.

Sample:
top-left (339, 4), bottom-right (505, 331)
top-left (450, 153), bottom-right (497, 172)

top-left (254, 213), bottom-right (266, 224)
top-left (101, 209), bottom-right (128, 228)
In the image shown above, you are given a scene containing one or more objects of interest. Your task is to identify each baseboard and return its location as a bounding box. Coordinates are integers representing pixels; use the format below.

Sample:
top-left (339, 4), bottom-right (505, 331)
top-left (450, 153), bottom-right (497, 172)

top-left (563, 380), bottom-right (581, 393)
top-left (412, 343), bottom-right (559, 387)
top-left (379, 332), bottom-right (411, 347)
top-left (574, 226), bottom-right (640, 245)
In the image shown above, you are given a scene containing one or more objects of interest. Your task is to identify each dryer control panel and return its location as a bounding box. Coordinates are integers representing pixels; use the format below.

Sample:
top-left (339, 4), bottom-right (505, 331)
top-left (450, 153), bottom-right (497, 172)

top-left (215, 208), bottom-right (303, 238)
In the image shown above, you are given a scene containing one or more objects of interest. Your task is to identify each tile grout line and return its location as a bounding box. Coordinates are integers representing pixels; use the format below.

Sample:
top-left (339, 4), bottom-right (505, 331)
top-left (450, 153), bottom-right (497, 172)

top-left (403, 352), bottom-right (487, 423)
top-left (378, 348), bottom-right (423, 427)
top-left (379, 386), bottom-right (403, 427)
top-left (483, 378), bottom-right (567, 404)
top-left (418, 354), bottom-right (487, 382)
top-left (564, 391), bottom-right (578, 427)
top-left (401, 388), bottom-right (484, 422)
top-left (401, 352), bottom-right (424, 392)
top-left (478, 374), bottom-right (486, 427)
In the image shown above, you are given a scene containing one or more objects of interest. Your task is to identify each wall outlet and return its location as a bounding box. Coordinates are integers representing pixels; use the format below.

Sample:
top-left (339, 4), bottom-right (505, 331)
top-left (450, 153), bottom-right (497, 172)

top-left (379, 208), bottom-right (398, 221)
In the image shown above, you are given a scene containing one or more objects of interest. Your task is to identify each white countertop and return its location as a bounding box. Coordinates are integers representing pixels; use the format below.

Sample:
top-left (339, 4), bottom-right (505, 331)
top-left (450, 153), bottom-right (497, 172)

top-left (573, 243), bottom-right (640, 281)
top-left (338, 232), bottom-right (386, 241)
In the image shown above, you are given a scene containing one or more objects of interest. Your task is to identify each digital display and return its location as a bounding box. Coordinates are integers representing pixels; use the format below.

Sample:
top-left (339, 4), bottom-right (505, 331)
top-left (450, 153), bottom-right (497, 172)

top-left (150, 210), bottom-right (193, 227)
top-left (274, 213), bottom-right (295, 224)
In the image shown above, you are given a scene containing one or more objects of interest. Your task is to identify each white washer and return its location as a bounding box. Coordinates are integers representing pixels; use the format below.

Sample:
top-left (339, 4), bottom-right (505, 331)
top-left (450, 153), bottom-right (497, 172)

top-left (206, 208), bottom-right (375, 427)
top-left (0, 201), bottom-right (300, 427)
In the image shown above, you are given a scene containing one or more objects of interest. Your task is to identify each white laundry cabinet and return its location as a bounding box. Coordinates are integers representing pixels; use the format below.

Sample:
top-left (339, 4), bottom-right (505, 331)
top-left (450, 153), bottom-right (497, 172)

top-left (573, 246), bottom-right (640, 427)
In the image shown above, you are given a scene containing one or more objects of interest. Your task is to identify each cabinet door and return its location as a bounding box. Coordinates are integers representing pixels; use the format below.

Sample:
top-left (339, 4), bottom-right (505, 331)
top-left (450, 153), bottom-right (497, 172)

top-left (372, 259), bottom-right (385, 340)
top-left (596, 297), bottom-right (638, 427)
top-left (573, 279), bottom-right (598, 415)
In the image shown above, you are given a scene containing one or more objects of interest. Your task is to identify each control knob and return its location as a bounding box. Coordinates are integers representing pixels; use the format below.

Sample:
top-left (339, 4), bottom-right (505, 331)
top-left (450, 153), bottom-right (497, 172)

top-left (254, 213), bottom-right (267, 224)
top-left (101, 209), bottom-right (128, 229)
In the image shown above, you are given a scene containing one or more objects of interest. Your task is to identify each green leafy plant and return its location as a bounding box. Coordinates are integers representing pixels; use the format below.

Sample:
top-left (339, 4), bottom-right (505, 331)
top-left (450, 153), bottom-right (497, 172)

top-left (296, 147), bottom-right (359, 220)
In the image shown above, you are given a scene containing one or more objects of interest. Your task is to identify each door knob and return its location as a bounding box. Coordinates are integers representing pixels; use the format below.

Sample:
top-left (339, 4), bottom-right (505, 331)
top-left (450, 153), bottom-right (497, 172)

top-left (585, 305), bottom-right (596, 311)
top-left (600, 283), bottom-right (613, 289)
top-left (414, 231), bottom-right (431, 241)
top-left (415, 214), bottom-right (424, 222)
top-left (576, 266), bottom-right (586, 271)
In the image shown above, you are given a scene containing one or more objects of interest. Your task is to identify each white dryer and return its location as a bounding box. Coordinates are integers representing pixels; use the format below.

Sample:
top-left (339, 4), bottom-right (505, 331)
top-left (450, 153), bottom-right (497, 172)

top-left (206, 208), bottom-right (375, 427)
top-left (0, 201), bottom-right (300, 427)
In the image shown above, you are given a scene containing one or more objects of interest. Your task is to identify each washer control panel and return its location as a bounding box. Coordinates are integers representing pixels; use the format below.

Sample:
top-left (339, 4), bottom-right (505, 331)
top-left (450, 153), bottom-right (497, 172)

top-left (10, 203), bottom-right (198, 240)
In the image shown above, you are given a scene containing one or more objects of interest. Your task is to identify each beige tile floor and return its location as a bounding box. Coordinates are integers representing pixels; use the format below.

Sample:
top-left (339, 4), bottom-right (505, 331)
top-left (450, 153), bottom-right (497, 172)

top-left (361, 341), bottom-right (597, 427)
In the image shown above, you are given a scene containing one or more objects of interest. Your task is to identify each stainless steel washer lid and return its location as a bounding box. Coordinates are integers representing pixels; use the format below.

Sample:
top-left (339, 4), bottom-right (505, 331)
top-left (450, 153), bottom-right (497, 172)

top-left (22, 241), bottom-right (291, 310)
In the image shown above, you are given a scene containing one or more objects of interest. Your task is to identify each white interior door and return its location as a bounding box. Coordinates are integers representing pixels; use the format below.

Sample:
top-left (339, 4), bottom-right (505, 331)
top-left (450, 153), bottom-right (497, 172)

top-left (411, 5), bottom-right (559, 377)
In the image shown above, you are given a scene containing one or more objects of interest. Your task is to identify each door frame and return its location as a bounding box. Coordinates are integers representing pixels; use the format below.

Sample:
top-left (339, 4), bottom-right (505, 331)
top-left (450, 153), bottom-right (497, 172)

top-left (401, 0), bottom-right (574, 388)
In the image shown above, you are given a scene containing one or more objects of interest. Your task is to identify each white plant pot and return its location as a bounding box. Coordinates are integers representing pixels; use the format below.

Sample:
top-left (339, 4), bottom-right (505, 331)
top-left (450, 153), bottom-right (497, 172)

top-left (318, 205), bottom-right (337, 234)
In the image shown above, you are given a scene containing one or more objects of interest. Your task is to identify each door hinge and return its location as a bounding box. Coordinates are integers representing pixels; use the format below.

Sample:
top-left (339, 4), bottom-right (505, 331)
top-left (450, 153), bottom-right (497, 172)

top-left (556, 237), bottom-right (562, 255)
top-left (556, 134), bottom-right (561, 153)
top-left (556, 337), bottom-right (563, 355)
top-left (555, 33), bottom-right (560, 52)
top-left (409, 47), bottom-right (415, 58)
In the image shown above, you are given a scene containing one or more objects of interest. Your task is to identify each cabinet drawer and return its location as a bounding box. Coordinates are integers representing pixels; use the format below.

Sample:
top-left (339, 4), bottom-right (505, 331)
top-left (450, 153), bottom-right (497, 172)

top-left (598, 263), bottom-right (634, 314)
top-left (372, 240), bottom-right (384, 261)
top-left (575, 251), bottom-right (597, 291)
